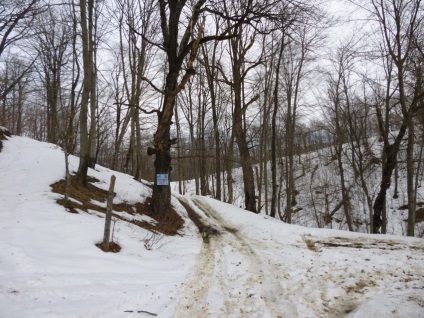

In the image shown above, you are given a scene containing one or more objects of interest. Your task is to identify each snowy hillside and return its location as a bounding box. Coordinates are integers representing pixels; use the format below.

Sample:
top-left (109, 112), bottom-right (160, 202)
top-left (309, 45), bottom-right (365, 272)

top-left (1, 135), bottom-right (424, 317)
top-left (173, 136), bottom-right (424, 237)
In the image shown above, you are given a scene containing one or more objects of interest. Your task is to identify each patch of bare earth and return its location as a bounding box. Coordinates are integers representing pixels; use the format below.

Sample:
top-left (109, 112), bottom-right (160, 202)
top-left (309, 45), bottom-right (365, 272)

top-left (51, 175), bottom-right (184, 243)
top-left (0, 127), bottom-right (11, 153)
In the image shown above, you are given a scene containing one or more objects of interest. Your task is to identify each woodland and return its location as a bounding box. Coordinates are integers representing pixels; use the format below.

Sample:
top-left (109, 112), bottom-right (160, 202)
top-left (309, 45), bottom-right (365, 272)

top-left (1, 0), bottom-right (423, 236)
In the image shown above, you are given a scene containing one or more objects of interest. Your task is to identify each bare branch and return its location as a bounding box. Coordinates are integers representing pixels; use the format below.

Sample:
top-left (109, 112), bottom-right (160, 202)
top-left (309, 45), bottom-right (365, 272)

top-left (114, 102), bottom-right (160, 115)
top-left (141, 76), bottom-right (164, 95)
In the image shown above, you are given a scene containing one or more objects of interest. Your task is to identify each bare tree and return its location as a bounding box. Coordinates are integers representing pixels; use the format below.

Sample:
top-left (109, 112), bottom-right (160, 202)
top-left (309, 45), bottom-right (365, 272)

top-left (76, 0), bottom-right (100, 185)
top-left (224, 16), bottom-right (260, 213)
top-left (148, 0), bottom-right (281, 215)
top-left (200, 18), bottom-right (224, 200)
top-left (0, 56), bottom-right (32, 133)
top-left (0, 0), bottom-right (42, 101)
top-left (114, 0), bottom-right (158, 180)
top-left (325, 45), bottom-right (355, 231)
top-left (367, 0), bottom-right (424, 234)
top-left (33, 7), bottom-right (71, 145)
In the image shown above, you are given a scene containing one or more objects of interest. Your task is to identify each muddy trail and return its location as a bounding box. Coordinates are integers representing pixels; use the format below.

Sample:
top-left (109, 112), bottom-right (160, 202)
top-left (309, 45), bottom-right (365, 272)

top-left (173, 196), bottom-right (424, 318)
top-left (174, 197), bottom-right (296, 318)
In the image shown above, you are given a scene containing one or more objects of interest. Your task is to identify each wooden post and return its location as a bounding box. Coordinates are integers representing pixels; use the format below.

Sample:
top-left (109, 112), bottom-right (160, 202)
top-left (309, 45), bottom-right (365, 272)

top-left (64, 136), bottom-right (71, 203)
top-left (103, 175), bottom-right (116, 251)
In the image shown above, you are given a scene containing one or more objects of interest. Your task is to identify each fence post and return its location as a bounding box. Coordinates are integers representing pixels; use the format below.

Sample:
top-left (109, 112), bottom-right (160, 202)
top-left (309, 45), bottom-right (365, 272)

top-left (103, 175), bottom-right (116, 251)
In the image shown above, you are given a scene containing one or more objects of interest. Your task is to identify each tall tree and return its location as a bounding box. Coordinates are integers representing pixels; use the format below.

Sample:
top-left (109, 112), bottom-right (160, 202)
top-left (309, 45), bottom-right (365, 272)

top-left (0, 0), bottom-right (41, 101)
top-left (325, 45), bottom-right (355, 231)
top-left (148, 0), bottom-right (206, 215)
top-left (148, 0), bottom-right (279, 215)
top-left (406, 23), bottom-right (424, 236)
top-left (77, 0), bottom-right (99, 185)
top-left (225, 19), bottom-right (260, 213)
top-left (116, 0), bottom-right (157, 180)
top-left (33, 7), bottom-right (71, 144)
top-left (270, 31), bottom-right (285, 218)
top-left (0, 56), bottom-right (32, 133)
top-left (368, 0), bottom-right (424, 234)
top-left (200, 19), bottom-right (223, 200)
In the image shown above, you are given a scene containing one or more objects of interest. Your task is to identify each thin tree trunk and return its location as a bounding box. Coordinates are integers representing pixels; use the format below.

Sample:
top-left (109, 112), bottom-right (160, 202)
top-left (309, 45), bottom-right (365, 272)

top-left (270, 37), bottom-right (284, 218)
top-left (226, 132), bottom-right (234, 204)
top-left (201, 40), bottom-right (222, 200)
top-left (175, 100), bottom-right (183, 194)
top-left (406, 119), bottom-right (416, 236)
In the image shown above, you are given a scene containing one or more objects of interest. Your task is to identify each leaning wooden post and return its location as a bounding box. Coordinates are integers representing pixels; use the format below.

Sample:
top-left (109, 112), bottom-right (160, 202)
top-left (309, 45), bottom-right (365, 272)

top-left (103, 175), bottom-right (116, 251)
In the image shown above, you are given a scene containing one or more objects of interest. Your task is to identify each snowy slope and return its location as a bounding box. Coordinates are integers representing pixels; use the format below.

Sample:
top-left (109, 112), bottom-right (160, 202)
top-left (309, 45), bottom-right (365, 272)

top-left (1, 135), bottom-right (424, 317)
top-left (172, 136), bottom-right (424, 236)
top-left (0, 136), bottom-right (200, 317)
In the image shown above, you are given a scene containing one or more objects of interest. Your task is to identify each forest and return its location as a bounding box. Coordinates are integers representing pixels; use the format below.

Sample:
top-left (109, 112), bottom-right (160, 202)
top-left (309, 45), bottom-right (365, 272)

top-left (1, 0), bottom-right (423, 236)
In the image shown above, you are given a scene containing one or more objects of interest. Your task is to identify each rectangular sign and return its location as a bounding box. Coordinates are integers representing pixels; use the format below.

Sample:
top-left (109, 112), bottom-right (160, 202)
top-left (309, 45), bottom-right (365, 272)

top-left (157, 174), bottom-right (169, 186)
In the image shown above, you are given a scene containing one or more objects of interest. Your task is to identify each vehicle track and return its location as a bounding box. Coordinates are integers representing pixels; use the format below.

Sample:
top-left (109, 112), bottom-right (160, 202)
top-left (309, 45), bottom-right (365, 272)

top-left (173, 197), bottom-right (296, 318)
top-left (174, 196), bottom-right (424, 317)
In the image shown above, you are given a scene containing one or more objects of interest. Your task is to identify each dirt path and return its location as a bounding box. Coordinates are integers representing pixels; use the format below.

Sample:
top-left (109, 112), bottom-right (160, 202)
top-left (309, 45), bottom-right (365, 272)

top-left (173, 196), bottom-right (424, 317)
top-left (173, 197), bottom-right (296, 318)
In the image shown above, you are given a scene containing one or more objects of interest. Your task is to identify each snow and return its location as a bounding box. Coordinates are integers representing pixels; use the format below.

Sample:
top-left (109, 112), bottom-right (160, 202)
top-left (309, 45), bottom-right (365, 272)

top-left (172, 134), bottom-right (424, 236)
top-left (1, 136), bottom-right (424, 317)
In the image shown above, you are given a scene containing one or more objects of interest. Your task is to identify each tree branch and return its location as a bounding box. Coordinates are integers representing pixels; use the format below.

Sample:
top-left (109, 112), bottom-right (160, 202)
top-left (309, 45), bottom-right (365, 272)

top-left (127, 23), bottom-right (165, 51)
top-left (141, 76), bottom-right (164, 95)
top-left (114, 102), bottom-right (160, 115)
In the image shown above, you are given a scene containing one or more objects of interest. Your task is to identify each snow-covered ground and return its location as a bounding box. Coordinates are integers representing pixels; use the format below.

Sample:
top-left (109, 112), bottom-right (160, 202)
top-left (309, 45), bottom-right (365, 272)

top-left (1, 135), bottom-right (424, 317)
top-left (172, 134), bottom-right (424, 236)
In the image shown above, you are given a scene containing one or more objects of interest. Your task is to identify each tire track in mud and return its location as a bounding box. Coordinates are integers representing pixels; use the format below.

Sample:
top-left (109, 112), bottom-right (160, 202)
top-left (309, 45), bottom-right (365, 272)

top-left (174, 197), bottom-right (424, 317)
top-left (174, 197), bottom-right (296, 318)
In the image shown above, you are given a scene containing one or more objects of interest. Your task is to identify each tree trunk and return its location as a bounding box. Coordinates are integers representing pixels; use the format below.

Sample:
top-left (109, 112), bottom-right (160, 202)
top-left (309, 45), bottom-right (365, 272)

top-left (152, 142), bottom-right (172, 215)
top-left (226, 132), bottom-right (235, 204)
top-left (406, 119), bottom-right (416, 236)
top-left (270, 37), bottom-right (284, 218)
top-left (175, 100), bottom-right (183, 194)
top-left (335, 145), bottom-right (353, 231)
top-left (372, 125), bottom-right (407, 233)
top-left (201, 40), bottom-right (222, 200)
top-left (229, 28), bottom-right (257, 213)
top-left (77, 0), bottom-right (96, 185)
top-left (233, 108), bottom-right (257, 212)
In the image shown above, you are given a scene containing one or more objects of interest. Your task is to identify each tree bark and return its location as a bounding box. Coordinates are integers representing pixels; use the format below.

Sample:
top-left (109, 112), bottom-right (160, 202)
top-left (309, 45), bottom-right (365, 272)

top-left (406, 119), bottom-right (416, 236)
top-left (270, 37), bottom-right (284, 218)
top-left (150, 0), bottom-right (205, 215)
top-left (372, 125), bottom-right (407, 233)
top-left (201, 38), bottom-right (222, 200)
top-left (77, 0), bottom-right (97, 185)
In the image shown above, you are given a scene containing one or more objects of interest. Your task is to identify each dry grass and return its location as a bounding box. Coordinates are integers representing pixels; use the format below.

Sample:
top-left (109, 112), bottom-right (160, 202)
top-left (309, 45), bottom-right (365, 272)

top-left (51, 175), bottom-right (184, 236)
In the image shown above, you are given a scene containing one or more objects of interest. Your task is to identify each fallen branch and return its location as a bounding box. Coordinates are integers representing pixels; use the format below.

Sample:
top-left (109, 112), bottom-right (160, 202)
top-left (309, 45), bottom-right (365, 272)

top-left (124, 310), bottom-right (157, 316)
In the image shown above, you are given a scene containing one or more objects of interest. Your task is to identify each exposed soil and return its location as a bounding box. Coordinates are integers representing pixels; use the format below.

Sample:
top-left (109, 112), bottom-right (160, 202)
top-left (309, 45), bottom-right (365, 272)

top-left (303, 235), bottom-right (424, 251)
top-left (95, 241), bottom-right (122, 253)
top-left (0, 127), bottom-right (11, 153)
top-left (177, 197), bottom-right (219, 242)
top-left (51, 175), bottom-right (184, 236)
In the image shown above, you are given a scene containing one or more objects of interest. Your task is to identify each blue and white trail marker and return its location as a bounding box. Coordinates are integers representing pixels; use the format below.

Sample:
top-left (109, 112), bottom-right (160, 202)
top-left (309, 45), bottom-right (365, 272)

top-left (157, 174), bottom-right (169, 186)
